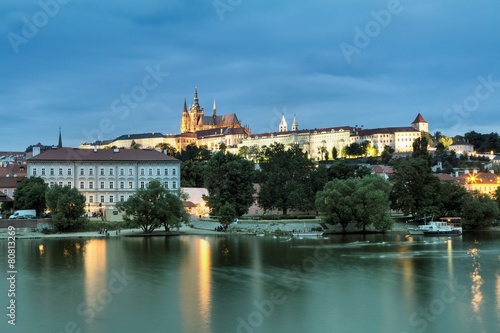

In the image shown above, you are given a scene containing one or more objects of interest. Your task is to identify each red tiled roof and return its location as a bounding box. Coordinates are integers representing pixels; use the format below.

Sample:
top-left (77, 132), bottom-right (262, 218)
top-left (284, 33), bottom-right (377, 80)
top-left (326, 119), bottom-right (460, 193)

top-left (411, 113), bottom-right (427, 124)
top-left (28, 148), bottom-right (179, 162)
top-left (0, 177), bottom-right (24, 188)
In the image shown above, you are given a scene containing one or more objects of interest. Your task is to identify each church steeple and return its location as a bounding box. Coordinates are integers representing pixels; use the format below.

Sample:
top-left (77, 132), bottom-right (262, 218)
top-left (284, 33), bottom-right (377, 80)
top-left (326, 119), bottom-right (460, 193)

top-left (212, 99), bottom-right (217, 117)
top-left (279, 113), bottom-right (288, 132)
top-left (192, 86), bottom-right (200, 110)
top-left (183, 99), bottom-right (188, 113)
top-left (292, 114), bottom-right (298, 131)
top-left (57, 126), bottom-right (62, 148)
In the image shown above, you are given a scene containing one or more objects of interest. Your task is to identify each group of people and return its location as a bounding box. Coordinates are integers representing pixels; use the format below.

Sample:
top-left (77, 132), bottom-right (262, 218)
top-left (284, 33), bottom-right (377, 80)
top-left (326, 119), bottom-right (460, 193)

top-left (214, 225), bottom-right (228, 232)
top-left (99, 228), bottom-right (110, 237)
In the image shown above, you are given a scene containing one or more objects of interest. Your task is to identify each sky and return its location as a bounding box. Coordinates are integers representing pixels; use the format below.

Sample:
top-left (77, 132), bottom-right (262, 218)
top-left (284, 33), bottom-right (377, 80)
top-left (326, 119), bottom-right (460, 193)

top-left (1, 0), bottom-right (500, 152)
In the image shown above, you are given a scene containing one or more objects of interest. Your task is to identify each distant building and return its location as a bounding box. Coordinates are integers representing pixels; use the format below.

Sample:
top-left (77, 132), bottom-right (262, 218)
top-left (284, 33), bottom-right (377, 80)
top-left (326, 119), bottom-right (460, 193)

top-left (435, 169), bottom-right (500, 196)
top-left (449, 140), bottom-right (474, 155)
top-left (182, 187), bottom-right (209, 217)
top-left (27, 147), bottom-right (181, 214)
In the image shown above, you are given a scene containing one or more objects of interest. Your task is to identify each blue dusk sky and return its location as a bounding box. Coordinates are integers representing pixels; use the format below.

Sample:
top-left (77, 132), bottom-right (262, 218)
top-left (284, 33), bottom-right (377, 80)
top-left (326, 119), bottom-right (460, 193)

top-left (1, 0), bottom-right (500, 151)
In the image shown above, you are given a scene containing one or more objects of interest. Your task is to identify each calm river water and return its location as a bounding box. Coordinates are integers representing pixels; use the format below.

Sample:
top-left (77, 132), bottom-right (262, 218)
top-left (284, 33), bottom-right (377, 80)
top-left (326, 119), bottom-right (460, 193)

top-left (1, 232), bottom-right (499, 333)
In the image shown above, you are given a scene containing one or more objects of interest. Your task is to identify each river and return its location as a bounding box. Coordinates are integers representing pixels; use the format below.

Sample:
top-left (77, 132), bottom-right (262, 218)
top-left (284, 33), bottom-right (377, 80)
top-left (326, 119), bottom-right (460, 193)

top-left (1, 232), bottom-right (499, 333)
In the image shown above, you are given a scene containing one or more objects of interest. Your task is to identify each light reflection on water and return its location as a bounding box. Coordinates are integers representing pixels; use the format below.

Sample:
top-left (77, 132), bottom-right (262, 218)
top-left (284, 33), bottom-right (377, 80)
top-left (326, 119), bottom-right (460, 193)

top-left (1, 233), bottom-right (499, 333)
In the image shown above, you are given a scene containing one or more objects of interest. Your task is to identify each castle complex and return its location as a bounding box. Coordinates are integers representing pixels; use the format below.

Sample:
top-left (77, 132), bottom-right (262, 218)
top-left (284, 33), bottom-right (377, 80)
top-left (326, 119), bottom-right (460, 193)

top-left (79, 88), bottom-right (427, 160)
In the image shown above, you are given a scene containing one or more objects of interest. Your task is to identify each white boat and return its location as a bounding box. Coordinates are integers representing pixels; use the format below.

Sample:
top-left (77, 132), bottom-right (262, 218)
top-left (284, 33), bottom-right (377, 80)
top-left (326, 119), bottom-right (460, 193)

top-left (408, 218), bottom-right (462, 236)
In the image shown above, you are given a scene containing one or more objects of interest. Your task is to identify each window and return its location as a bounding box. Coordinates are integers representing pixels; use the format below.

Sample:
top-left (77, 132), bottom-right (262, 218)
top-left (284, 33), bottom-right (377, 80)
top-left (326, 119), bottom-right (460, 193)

top-left (89, 181), bottom-right (93, 189)
top-left (128, 168), bottom-right (133, 176)
top-left (89, 195), bottom-right (94, 203)
top-left (58, 181), bottom-right (63, 186)
top-left (100, 196), bottom-right (105, 203)
top-left (68, 168), bottom-right (72, 176)
top-left (120, 168), bottom-right (124, 176)
top-left (32, 168), bottom-right (37, 176)
top-left (49, 168), bottom-right (55, 176)
top-left (89, 168), bottom-right (93, 176)
top-left (109, 181), bottom-right (114, 189)
top-left (80, 168), bottom-right (84, 176)
top-left (109, 168), bottom-right (114, 176)
top-left (50, 182), bottom-right (55, 188)
top-left (58, 168), bottom-right (63, 176)
top-left (148, 168), bottom-right (153, 176)
top-left (164, 181), bottom-right (168, 189)
top-left (100, 182), bottom-right (104, 189)
top-left (156, 168), bottom-right (161, 176)
top-left (67, 181), bottom-right (72, 187)
top-left (109, 196), bottom-right (114, 203)
top-left (172, 168), bottom-right (176, 176)
top-left (172, 181), bottom-right (177, 189)
top-left (3, 189), bottom-right (8, 195)
top-left (120, 195), bottom-right (125, 202)
top-left (80, 182), bottom-right (84, 189)
top-left (164, 168), bottom-right (168, 176)
top-left (128, 181), bottom-right (133, 189)
top-left (120, 181), bottom-right (124, 189)
top-left (100, 168), bottom-right (104, 176)
top-left (42, 168), bottom-right (46, 176)
top-left (140, 168), bottom-right (145, 176)
top-left (140, 181), bottom-right (145, 189)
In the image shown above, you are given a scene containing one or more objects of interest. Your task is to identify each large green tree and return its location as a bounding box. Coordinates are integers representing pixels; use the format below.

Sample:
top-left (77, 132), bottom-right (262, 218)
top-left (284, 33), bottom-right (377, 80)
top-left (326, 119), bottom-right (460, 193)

top-left (316, 176), bottom-right (392, 232)
top-left (13, 177), bottom-right (48, 216)
top-left (181, 160), bottom-right (205, 187)
top-left (45, 185), bottom-right (86, 231)
top-left (117, 180), bottom-right (188, 233)
top-left (327, 160), bottom-right (371, 180)
top-left (257, 143), bottom-right (313, 215)
top-left (438, 182), bottom-right (471, 217)
top-left (389, 158), bottom-right (441, 219)
top-left (203, 151), bottom-right (255, 217)
top-left (462, 193), bottom-right (500, 230)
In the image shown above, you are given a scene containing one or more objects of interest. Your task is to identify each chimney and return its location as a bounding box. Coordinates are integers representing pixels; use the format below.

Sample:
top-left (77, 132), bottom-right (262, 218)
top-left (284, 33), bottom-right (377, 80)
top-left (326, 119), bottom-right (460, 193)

top-left (93, 145), bottom-right (98, 153)
top-left (33, 146), bottom-right (41, 157)
top-left (473, 169), bottom-right (478, 174)
top-left (114, 148), bottom-right (119, 153)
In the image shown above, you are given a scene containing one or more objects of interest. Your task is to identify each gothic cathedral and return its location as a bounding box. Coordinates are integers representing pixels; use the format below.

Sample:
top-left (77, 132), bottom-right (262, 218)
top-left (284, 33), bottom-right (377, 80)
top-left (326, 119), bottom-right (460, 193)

top-left (180, 87), bottom-right (248, 134)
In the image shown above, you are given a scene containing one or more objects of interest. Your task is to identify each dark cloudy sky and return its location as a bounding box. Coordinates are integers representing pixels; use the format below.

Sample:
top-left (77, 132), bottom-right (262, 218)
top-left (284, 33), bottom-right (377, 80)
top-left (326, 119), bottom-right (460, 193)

top-left (2, 0), bottom-right (500, 151)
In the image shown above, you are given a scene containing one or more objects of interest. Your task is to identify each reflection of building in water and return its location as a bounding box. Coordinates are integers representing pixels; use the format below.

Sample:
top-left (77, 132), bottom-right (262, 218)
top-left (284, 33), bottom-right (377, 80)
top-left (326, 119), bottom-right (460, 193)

top-left (180, 237), bottom-right (212, 333)
top-left (468, 246), bottom-right (483, 314)
top-left (84, 240), bottom-right (108, 308)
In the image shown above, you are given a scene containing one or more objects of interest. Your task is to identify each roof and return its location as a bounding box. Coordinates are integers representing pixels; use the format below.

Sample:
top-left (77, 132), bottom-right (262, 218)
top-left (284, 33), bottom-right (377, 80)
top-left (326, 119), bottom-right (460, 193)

top-left (199, 114), bottom-right (240, 127)
top-left (0, 176), bottom-right (24, 188)
top-left (0, 192), bottom-right (13, 202)
top-left (28, 148), bottom-right (179, 162)
top-left (0, 163), bottom-right (27, 178)
top-left (450, 140), bottom-right (473, 147)
top-left (250, 126), bottom-right (352, 138)
top-left (358, 127), bottom-right (418, 136)
top-left (411, 113), bottom-right (427, 124)
top-left (114, 132), bottom-right (165, 140)
top-left (196, 127), bottom-right (248, 138)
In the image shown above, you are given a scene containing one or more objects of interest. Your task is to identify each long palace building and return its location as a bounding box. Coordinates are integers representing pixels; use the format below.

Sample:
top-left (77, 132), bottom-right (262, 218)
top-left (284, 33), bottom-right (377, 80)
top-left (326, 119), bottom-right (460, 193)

top-left (80, 88), bottom-right (428, 160)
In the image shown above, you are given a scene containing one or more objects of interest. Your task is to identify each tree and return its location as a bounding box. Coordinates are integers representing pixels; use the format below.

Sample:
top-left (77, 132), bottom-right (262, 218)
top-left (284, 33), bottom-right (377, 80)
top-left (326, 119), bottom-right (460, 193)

top-left (130, 140), bottom-right (141, 149)
top-left (353, 176), bottom-right (393, 232)
top-left (389, 158), bottom-right (441, 219)
top-left (218, 202), bottom-right (236, 226)
top-left (315, 176), bottom-right (392, 232)
top-left (462, 193), bottom-right (500, 230)
top-left (13, 177), bottom-right (48, 216)
top-left (316, 178), bottom-right (356, 232)
top-left (327, 160), bottom-right (370, 180)
top-left (181, 160), bottom-right (205, 187)
top-left (257, 143), bottom-right (313, 214)
top-left (179, 143), bottom-right (211, 162)
top-left (381, 145), bottom-right (394, 164)
top-left (331, 147), bottom-right (338, 160)
top-left (438, 182), bottom-right (471, 218)
top-left (203, 151), bottom-right (255, 217)
top-left (45, 185), bottom-right (86, 232)
top-left (117, 180), bottom-right (187, 233)
top-left (412, 136), bottom-right (430, 162)
top-left (155, 143), bottom-right (177, 157)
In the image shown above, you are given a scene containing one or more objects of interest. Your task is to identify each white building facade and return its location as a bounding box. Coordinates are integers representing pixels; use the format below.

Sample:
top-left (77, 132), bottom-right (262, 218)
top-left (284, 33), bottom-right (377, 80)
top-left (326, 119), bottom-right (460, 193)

top-left (27, 148), bottom-right (181, 214)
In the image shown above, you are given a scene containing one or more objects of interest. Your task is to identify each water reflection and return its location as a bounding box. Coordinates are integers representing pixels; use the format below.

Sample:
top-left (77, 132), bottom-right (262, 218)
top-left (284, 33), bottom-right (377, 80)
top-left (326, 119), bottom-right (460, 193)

top-left (468, 239), bottom-right (484, 329)
top-left (180, 237), bottom-right (212, 333)
top-left (83, 240), bottom-right (108, 308)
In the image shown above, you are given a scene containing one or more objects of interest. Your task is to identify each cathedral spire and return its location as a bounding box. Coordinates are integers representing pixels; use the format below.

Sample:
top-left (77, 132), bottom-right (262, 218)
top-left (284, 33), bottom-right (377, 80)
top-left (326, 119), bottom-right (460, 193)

top-left (192, 86), bottom-right (200, 110)
top-left (183, 99), bottom-right (187, 113)
top-left (212, 99), bottom-right (217, 117)
top-left (57, 126), bottom-right (63, 148)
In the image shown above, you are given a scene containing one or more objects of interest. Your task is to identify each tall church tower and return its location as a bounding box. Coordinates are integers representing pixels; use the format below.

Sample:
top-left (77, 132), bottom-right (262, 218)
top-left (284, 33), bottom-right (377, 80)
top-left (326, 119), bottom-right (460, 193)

top-left (279, 113), bottom-right (288, 132)
top-left (180, 87), bottom-right (205, 133)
